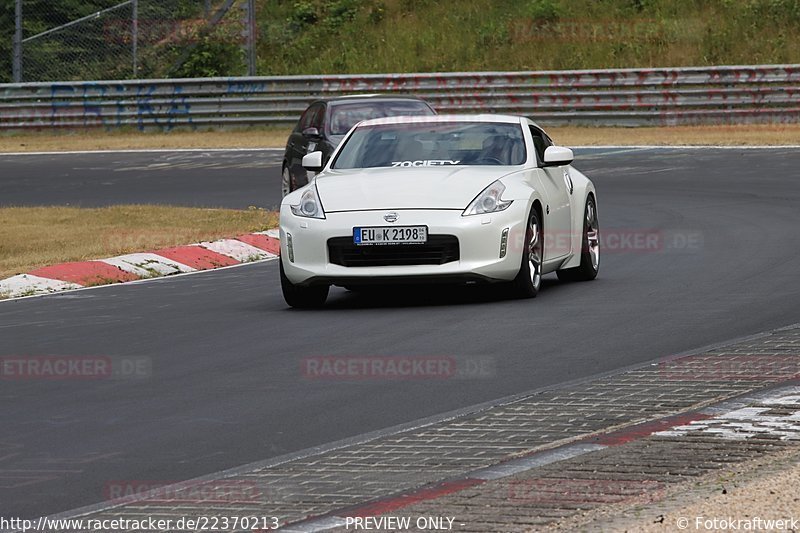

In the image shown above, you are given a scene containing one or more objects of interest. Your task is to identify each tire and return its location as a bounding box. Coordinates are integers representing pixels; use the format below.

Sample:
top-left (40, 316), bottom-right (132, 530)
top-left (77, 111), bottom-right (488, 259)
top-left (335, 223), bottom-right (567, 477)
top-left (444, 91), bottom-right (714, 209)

top-left (281, 164), bottom-right (294, 197)
top-left (557, 195), bottom-right (599, 282)
top-left (343, 286), bottom-right (369, 292)
top-left (509, 206), bottom-right (543, 298)
top-left (280, 260), bottom-right (329, 308)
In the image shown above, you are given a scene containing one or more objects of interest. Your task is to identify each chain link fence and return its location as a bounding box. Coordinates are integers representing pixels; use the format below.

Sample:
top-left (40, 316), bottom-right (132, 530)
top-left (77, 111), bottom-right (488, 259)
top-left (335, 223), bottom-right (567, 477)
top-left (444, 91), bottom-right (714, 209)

top-left (9, 0), bottom-right (253, 83)
top-left (21, 1), bottom-right (136, 82)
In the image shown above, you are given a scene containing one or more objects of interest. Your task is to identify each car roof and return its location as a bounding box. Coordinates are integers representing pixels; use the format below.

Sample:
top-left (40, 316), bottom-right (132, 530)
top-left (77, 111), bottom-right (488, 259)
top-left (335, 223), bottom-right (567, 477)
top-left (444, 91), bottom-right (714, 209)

top-left (356, 114), bottom-right (524, 127)
top-left (313, 95), bottom-right (431, 105)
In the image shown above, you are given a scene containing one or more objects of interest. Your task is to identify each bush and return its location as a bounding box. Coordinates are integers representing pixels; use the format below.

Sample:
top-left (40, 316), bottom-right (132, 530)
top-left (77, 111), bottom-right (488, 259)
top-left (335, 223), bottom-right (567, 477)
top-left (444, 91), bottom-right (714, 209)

top-left (289, 1), bottom-right (318, 30)
top-left (526, 0), bottom-right (562, 22)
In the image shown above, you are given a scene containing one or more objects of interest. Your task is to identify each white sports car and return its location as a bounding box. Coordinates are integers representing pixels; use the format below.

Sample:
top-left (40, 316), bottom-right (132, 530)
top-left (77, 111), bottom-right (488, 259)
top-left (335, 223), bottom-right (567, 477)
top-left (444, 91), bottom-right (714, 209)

top-left (278, 114), bottom-right (599, 308)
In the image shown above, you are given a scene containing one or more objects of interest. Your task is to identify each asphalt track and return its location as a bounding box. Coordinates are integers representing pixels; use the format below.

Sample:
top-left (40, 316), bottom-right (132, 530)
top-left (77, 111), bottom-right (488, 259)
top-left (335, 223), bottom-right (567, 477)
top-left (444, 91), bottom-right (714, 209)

top-left (1, 147), bottom-right (800, 519)
top-left (0, 149), bottom-right (285, 209)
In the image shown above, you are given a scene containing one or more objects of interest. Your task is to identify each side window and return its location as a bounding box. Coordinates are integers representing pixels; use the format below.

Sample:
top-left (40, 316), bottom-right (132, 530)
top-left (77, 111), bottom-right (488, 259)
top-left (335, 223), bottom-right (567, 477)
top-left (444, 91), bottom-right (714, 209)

top-left (310, 104), bottom-right (325, 130)
top-left (297, 103), bottom-right (323, 132)
top-left (528, 126), bottom-right (552, 166)
top-left (296, 107), bottom-right (313, 132)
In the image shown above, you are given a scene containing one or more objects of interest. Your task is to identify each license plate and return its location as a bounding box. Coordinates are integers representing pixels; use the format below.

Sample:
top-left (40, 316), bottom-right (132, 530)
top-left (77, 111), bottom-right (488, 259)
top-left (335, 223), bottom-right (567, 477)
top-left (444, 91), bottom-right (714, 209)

top-left (353, 226), bottom-right (428, 245)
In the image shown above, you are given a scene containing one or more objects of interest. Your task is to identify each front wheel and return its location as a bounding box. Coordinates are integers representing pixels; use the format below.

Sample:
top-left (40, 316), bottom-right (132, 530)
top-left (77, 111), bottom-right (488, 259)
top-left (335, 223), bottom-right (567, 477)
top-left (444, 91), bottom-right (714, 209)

top-left (281, 165), bottom-right (294, 197)
top-left (280, 260), bottom-right (329, 308)
top-left (509, 206), bottom-right (543, 298)
top-left (557, 195), bottom-right (599, 282)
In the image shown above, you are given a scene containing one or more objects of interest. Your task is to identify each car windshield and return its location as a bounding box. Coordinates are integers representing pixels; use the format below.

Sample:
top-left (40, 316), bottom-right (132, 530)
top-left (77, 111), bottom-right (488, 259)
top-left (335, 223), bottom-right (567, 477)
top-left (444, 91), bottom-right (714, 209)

top-left (328, 101), bottom-right (434, 135)
top-left (331, 121), bottom-right (526, 169)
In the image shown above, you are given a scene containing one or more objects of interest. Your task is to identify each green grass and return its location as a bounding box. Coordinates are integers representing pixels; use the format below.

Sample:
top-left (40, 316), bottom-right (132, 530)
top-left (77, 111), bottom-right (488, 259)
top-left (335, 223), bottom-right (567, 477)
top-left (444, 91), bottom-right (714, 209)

top-left (255, 0), bottom-right (800, 74)
top-left (0, 205), bottom-right (278, 280)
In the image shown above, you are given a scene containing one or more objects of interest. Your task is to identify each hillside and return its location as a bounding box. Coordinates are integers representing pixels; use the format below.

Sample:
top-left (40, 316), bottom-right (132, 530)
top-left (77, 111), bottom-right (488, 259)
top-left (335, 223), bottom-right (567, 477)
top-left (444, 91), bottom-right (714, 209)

top-left (3, 0), bottom-right (800, 83)
top-left (256, 0), bottom-right (800, 74)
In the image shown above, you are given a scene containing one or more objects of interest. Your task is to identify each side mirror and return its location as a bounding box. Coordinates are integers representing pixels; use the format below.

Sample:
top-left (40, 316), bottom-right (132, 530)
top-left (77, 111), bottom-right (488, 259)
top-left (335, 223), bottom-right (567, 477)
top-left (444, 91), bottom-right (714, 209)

top-left (302, 151), bottom-right (324, 172)
top-left (302, 127), bottom-right (322, 140)
top-left (543, 146), bottom-right (574, 167)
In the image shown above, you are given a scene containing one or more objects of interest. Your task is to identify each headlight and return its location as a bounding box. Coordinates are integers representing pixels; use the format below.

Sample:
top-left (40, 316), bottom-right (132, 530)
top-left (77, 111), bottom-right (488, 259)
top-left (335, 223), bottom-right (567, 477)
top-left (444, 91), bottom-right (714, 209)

top-left (462, 180), bottom-right (513, 216)
top-left (290, 186), bottom-right (325, 219)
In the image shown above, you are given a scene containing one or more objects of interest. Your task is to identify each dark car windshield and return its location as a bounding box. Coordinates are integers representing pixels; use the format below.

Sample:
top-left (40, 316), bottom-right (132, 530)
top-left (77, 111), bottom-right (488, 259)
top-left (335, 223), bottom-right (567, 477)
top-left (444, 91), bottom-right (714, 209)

top-left (331, 121), bottom-right (526, 169)
top-left (328, 101), bottom-right (434, 135)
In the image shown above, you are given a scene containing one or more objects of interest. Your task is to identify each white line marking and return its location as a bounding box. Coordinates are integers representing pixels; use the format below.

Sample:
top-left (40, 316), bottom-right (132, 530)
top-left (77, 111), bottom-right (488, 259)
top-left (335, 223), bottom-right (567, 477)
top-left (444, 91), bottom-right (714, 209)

top-left (572, 145), bottom-right (800, 149)
top-left (0, 148), bottom-right (284, 156)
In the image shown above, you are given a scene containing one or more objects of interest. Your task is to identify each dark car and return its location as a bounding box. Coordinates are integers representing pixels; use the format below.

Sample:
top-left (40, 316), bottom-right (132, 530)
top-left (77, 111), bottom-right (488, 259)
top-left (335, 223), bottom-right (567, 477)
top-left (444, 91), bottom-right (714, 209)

top-left (281, 95), bottom-right (436, 196)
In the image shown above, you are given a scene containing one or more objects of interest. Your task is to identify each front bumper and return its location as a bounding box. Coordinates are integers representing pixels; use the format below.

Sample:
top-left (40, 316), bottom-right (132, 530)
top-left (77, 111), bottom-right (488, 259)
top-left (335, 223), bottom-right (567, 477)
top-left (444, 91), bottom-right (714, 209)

top-left (279, 204), bottom-right (528, 286)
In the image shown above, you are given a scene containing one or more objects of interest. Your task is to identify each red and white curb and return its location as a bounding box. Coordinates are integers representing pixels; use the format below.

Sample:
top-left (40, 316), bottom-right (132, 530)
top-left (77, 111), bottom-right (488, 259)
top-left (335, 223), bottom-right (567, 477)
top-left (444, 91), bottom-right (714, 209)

top-left (0, 229), bottom-right (280, 299)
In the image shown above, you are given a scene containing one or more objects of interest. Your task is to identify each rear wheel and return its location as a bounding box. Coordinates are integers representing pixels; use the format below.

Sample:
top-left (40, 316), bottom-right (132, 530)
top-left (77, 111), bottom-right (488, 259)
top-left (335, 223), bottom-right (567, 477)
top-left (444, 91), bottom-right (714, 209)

top-left (280, 260), bottom-right (328, 308)
top-left (509, 206), bottom-right (543, 298)
top-left (557, 195), bottom-right (599, 282)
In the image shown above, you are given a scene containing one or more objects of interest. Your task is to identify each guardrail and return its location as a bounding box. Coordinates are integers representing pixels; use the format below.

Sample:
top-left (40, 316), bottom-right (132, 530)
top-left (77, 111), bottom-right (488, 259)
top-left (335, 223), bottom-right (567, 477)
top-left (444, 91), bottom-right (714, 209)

top-left (1, 64), bottom-right (800, 130)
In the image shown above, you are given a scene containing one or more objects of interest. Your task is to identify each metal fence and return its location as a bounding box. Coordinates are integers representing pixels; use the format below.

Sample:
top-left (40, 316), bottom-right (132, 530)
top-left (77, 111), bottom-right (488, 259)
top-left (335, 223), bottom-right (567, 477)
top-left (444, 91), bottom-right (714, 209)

top-left (10, 0), bottom-right (254, 83)
top-left (1, 64), bottom-right (800, 130)
top-left (17, 0), bottom-right (138, 83)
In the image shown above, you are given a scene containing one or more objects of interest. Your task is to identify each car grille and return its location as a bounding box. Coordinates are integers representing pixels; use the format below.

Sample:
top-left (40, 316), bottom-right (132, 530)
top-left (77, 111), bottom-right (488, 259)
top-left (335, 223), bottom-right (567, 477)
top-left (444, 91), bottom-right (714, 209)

top-left (328, 235), bottom-right (460, 267)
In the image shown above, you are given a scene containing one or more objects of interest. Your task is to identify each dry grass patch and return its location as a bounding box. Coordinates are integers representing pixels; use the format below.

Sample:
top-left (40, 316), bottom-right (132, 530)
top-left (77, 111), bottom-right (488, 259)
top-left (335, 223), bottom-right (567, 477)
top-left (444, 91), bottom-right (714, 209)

top-left (0, 205), bottom-right (278, 280)
top-left (0, 127), bottom-right (291, 153)
top-left (546, 123), bottom-right (800, 146)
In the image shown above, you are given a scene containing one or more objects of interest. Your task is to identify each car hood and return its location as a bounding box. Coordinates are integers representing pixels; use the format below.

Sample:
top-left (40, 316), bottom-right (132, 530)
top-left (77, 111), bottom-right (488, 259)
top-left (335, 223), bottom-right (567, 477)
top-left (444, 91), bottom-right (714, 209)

top-left (315, 167), bottom-right (505, 212)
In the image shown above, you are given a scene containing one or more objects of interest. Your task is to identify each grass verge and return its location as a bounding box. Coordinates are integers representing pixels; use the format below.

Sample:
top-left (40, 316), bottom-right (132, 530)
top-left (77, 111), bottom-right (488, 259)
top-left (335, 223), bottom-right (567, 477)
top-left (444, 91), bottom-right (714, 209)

top-left (548, 124), bottom-right (800, 146)
top-left (0, 127), bottom-right (291, 153)
top-left (2, 124), bottom-right (800, 154)
top-left (0, 205), bottom-right (278, 281)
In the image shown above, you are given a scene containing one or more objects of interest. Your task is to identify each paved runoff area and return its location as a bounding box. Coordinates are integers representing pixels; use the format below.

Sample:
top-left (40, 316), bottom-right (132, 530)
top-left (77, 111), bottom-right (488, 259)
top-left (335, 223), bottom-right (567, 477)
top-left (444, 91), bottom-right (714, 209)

top-left (24, 323), bottom-right (798, 532)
